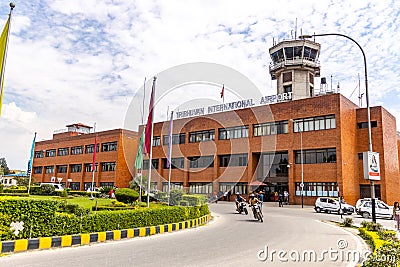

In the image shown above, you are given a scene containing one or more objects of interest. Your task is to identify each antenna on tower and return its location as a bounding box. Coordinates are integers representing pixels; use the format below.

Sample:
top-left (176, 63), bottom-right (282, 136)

top-left (337, 82), bottom-right (340, 93)
top-left (295, 18), bottom-right (297, 39)
top-left (357, 73), bottom-right (364, 107)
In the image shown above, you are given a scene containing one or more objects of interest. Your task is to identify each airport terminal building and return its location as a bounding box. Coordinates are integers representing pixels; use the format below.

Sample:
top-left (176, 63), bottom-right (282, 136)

top-left (141, 39), bottom-right (400, 206)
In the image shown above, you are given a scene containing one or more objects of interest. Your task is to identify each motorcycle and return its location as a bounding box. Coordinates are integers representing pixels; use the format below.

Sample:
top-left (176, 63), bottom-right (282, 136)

top-left (250, 204), bottom-right (263, 222)
top-left (236, 201), bottom-right (248, 215)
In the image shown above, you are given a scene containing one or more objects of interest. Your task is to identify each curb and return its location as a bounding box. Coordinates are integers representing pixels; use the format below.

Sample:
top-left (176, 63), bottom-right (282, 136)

top-left (0, 214), bottom-right (211, 254)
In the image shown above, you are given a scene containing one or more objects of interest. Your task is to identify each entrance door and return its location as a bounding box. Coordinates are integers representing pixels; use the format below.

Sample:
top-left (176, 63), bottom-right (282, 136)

top-left (262, 183), bottom-right (288, 201)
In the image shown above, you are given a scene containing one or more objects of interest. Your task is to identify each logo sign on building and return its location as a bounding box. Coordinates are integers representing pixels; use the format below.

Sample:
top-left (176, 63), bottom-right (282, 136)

top-left (363, 151), bottom-right (380, 180)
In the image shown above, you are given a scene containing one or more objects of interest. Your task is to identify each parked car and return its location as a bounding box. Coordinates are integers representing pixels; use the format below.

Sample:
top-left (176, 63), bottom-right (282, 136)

top-left (314, 197), bottom-right (355, 215)
top-left (40, 183), bottom-right (64, 191)
top-left (86, 187), bottom-right (101, 193)
top-left (355, 198), bottom-right (372, 214)
top-left (357, 199), bottom-right (393, 219)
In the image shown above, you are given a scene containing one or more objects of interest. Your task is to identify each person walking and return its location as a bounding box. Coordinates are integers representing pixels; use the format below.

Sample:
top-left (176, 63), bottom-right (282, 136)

top-left (284, 190), bottom-right (289, 205)
top-left (258, 191), bottom-right (264, 209)
top-left (278, 192), bottom-right (284, 207)
top-left (393, 202), bottom-right (400, 230)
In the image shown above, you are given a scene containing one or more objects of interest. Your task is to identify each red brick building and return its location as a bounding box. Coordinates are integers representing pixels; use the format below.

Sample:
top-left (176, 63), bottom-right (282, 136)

top-left (32, 123), bottom-right (137, 190)
top-left (140, 39), bottom-right (400, 206)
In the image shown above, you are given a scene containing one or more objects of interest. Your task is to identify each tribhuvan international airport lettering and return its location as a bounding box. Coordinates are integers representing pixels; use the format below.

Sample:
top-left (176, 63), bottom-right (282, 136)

top-left (176, 92), bottom-right (293, 119)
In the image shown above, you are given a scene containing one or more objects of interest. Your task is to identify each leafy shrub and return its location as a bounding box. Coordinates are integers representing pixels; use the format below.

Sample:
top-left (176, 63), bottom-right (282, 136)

top-left (68, 190), bottom-right (100, 197)
top-left (115, 188), bottom-right (139, 204)
top-left (362, 242), bottom-right (400, 267)
top-left (361, 221), bottom-right (384, 232)
top-left (0, 184), bottom-right (3, 193)
top-left (169, 189), bottom-right (185, 206)
top-left (340, 217), bottom-right (353, 227)
top-left (58, 201), bottom-right (90, 216)
top-left (3, 188), bottom-right (28, 194)
top-left (0, 193), bottom-right (30, 197)
top-left (111, 200), bottom-right (128, 207)
top-left (29, 185), bottom-right (42, 195)
top-left (182, 194), bottom-right (207, 206)
top-left (378, 230), bottom-right (397, 241)
top-left (40, 184), bottom-right (56, 196)
top-left (154, 191), bottom-right (168, 202)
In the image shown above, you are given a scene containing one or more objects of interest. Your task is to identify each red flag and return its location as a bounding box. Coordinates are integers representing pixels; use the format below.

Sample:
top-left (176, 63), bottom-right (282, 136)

top-left (144, 79), bottom-right (155, 154)
top-left (220, 84), bottom-right (224, 98)
top-left (92, 135), bottom-right (97, 171)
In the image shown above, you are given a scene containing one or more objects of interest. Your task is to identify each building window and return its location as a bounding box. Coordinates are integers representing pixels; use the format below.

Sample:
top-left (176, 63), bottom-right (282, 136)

top-left (152, 136), bottom-right (161, 147)
top-left (45, 166), bottom-right (54, 174)
top-left (84, 182), bottom-right (97, 191)
top-left (189, 183), bottom-right (213, 194)
top-left (219, 154), bottom-right (248, 167)
top-left (101, 162), bottom-right (116, 172)
top-left (283, 85), bottom-right (292, 94)
top-left (295, 182), bottom-right (338, 197)
top-left (71, 146), bottom-right (83, 155)
top-left (162, 182), bottom-right (183, 192)
top-left (219, 183), bottom-right (236, 194)
top-left (143, 159), bottom-right (159, 170)
top-left (283, 72), bottom-right (292, 83)
top-left (234, 182), bottom-right (248, 195)
top-left (70, 164), bottom-right (82, 173)
top-left (45, 149), bottom-right (56, 157)
top-left (358, 153), bottom-right (363, 160)
top-left (189, 129), bottom-right (215, 143)
top-left (84, 163), bottom-right (98, 172)
top-left (257, 152), bottom-right (289, 179)
top-left (163, 133), bottom-right (186, 145)
top-left (219, 126), bottom-right (249, 140)
top-left (85, 144), bottom-right (99, 154)
top-left (357, 121), bottom-right (378, 129)
top-left (34, 151), bottom-right (44, 158)
top-left (69, 182), bottom-right (80, 190)
top-left (295, 148), bottom-right (336, 164)
top-left (34, 166), bottom-right (42, 174)
top-left (100, 182), bottom-right (114, 188)
top-left (253, 121), bottom-right (288, 136)
top-left (57, 148), bottom-right (69, 156)
top-left (163, 157), bottom-right (184, 169)
top-left (57, 165), bottom-right (67, 173)
top-left (102, 142), bottom-right (117, 152)
top-left (293, 115), bottom-right (336, 132)
top-left (189, 156), bottom-right (214, 168)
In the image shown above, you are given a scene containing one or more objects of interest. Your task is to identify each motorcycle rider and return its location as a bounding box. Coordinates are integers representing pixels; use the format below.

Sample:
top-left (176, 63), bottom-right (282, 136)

top-left (248, 193), bottom-right (262, 215)
top-left (235, 192), bottom-right (245, 211)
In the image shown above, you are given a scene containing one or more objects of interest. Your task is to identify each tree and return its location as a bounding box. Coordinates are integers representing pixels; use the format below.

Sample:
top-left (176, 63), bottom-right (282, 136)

top-left (0, 158), bottom-right (10, 175)
top-left (129, 175), bottom-right (148, 191)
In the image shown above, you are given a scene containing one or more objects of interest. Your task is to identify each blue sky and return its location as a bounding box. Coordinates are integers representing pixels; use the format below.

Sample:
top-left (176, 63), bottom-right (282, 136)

top-left (0, 0), bottom-right (399, 169)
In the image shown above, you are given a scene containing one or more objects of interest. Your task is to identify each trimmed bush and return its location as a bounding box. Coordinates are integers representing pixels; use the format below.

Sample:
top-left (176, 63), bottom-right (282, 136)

top-left (0, 184), bottom-right (3, 193)
top-left (68, 190), bottom-right (100, 197)
top-left (0, 193), bottom-right (30, 197)
top-left (0, 213), bottom-right (12, 240)
top-left (29, 186), bottom-right (42, 195)
top-left (40, 184), bottom-right (56, 196)
top-left (115, 188), bottom-right (139, 204)
top-left (179, 200), bottom-right (189, 206)
top-left (169, 189), bottom-right (185, 206)
top-left (3, 188), bottom-right (28, 194)
top-left (182, 194), bottom-right (207, 206)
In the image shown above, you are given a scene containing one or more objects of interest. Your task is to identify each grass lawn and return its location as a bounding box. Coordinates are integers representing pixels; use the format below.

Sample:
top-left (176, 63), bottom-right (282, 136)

top-left (5, 195), bottom-right (166, 210)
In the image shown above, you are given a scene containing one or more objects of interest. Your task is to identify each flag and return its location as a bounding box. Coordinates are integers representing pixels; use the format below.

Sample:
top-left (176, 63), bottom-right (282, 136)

top-left (144, 78), bottom-right (156, 154)
top-left (0, 9), bottom-right (12, 116)
top-left (27, 132), bottom-right (37, 176)
top-left (135, 129), bottom-right (145, 170)
top-left (92, 136), bottom-right (98, 172)
top-left (220, 84), bottom-right (224, 99)
top-left (166, 111), bottom-right (173, 168)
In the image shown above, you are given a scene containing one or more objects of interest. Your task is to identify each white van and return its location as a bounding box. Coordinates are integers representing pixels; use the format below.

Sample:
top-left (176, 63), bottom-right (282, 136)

top-left (314, 197), bottom-right (355, 215)
top-left (40, 183), bottom-right (64, 191)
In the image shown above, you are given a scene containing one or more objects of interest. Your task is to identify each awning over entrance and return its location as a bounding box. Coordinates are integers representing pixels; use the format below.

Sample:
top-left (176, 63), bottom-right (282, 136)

top-left (248, 181), bottom-right (267, 186)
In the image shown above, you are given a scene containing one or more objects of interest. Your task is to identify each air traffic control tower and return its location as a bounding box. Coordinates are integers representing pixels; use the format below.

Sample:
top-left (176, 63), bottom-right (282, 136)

top-left (269, 39), bottom-right (321, 100)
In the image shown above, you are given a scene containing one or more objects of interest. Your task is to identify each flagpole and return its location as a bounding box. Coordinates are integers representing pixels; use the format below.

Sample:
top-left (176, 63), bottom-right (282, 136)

top-left (147, 77), bottom-right (157, 208)
top-left (0, 3), bottom-right (14, 116)
top-left (138, 78), bottom-right (146, 202)
top-left (167, 111), bottom-right (174, 206)
top-left (27, 132), bottom-right (37, 194)
top-left (90, 123), bottom-right (97, 200)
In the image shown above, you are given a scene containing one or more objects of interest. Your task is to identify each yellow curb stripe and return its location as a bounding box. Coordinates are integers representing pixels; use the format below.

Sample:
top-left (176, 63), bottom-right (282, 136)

top-left (61, 235), bottom-right (72, 247)
top-left (168, 224), bottom-right (172, 232)
top-left (127, 229), bottom-right (134, 238)
top-left (98, 232), bottom-right (106, 242)
top-left (14, 239), bottom-right (28, 252)
top-left (113, 230), bottom-right (121, 240)
top-left (149, 226), bottom-right (156, 235)
top-left (139, 228), bottom-right (146, 237)
top-left (39, 237), bottom-right (52, 249)
top-left (159, 225), bottom-right (164, 234)
top-left (81, 234), bottom-right (90, 245)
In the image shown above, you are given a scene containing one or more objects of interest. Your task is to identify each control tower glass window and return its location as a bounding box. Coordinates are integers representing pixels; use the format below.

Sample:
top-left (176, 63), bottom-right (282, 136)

top-left (303, 46), bottom-right (318, 61)
top-left (284, 46), bottom-right (303, 60)
top-left (271, 49), bottom-right (284, 63)
top-left (284, 85), bottom-right (292, 93)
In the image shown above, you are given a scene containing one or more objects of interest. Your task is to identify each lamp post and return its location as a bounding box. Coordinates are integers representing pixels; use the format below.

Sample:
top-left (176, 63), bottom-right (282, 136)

top-left (299, 33), bottom-right (375, 222)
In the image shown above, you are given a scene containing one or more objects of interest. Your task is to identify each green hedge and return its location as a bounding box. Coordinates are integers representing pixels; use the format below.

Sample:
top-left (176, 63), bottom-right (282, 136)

top-left (68, 190), bottom-right (100, 197)
top-left (182, 194), bottom-right (207, 206)
top-left (115, 188), bottom-right (139, 204)
top-left (0, 184), bottom-right (3, 193)
top-left (91, 206), bottom-right (138, 211)
top-left (0, 197), bottom-right (210, 241)
top-left (0, 193), bottom-right (30, 197)
top-left (3, 188), bottom-right (28, 194)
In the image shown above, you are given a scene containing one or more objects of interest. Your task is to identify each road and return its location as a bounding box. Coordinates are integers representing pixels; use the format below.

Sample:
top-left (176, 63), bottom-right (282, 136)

top-left (0, 202), bottom-right (377, 267)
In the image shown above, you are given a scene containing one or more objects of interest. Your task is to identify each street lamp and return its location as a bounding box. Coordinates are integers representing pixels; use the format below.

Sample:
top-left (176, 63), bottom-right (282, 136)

top-left (291, 119), bottom-right (304, 208)
top-left (299, 33), bottom-right (375, 222)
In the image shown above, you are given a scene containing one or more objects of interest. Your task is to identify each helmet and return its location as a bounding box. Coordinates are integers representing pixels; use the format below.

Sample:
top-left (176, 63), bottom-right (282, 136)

top-left (236, 192), bottom-right (240, 195)
top-left (250, 193), bottom-right (255, 197)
